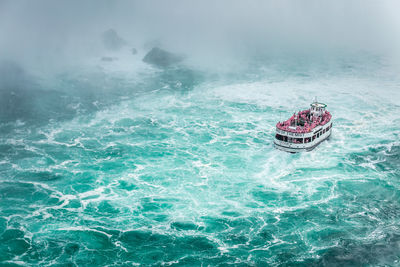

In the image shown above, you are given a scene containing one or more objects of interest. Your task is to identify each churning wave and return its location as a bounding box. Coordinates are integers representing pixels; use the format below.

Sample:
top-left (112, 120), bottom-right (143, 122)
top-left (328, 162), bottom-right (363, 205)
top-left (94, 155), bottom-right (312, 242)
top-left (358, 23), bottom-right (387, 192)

top-left (0, 57), bottom-right (400, 266)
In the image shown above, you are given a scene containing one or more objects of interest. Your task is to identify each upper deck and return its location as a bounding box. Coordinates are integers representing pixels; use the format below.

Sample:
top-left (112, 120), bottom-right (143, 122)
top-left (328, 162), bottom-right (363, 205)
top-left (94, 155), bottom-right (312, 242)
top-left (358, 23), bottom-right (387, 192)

top-left (276, 102), bottom-right (332, 134)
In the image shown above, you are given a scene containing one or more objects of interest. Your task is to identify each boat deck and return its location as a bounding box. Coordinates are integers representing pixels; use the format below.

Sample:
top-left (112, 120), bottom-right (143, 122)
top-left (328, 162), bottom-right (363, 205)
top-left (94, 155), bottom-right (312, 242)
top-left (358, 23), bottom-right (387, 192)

top-left (276, 109), bottom-right (332, 134)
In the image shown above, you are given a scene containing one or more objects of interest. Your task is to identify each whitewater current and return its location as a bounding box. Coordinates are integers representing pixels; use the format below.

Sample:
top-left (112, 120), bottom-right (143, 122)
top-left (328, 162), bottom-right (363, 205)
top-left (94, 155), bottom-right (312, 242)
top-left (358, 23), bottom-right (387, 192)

top-left (1, 58), bottom-right (400, 266)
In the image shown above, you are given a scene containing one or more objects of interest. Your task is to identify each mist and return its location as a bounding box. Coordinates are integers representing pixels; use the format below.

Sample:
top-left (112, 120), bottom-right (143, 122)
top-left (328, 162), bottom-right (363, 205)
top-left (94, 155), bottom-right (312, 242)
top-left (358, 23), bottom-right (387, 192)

top-left (1, 0), bottom-right (400, 125)
top-left (1, 0), bottom-right (400, 71)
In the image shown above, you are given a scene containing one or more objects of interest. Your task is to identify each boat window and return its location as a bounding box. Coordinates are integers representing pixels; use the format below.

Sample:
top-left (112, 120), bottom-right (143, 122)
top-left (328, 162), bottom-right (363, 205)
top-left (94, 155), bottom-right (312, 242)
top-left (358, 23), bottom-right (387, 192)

top-left (312, 135), bottom-right (316, 141)
top-left (276, 134), bottom-right (289, 142)
top-left (293, 138), bottom-right (303, 144)
top-left (304, 137), bottom-right (311, 143)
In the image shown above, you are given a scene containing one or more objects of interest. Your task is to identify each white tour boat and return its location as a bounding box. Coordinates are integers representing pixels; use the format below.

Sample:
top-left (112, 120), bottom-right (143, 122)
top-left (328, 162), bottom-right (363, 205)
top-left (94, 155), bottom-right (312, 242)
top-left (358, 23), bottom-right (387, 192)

top-left (274, 99), bottom-right (333, 153)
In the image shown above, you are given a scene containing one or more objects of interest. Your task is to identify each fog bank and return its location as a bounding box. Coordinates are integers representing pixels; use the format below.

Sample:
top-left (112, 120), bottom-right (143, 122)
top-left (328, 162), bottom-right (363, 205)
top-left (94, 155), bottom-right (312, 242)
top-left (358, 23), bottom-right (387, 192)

top-left (0, 0), bottom-right (399, 71)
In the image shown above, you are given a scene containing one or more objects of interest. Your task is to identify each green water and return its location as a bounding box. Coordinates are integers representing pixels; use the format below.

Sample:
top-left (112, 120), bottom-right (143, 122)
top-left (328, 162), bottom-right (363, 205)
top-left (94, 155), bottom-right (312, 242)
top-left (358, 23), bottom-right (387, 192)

top-left (0, 59), bottom-right (400, 266)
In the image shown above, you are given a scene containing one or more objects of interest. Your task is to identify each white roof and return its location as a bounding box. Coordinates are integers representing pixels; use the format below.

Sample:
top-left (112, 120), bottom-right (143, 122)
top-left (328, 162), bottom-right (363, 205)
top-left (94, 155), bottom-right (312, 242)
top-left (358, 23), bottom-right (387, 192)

top-left (311, 102), bottom-right (327, 108)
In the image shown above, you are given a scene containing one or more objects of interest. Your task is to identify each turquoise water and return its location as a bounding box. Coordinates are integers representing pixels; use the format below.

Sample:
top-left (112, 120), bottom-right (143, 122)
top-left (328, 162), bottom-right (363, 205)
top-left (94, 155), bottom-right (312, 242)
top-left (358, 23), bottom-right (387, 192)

top-left (1, 58), bottom-right (400, 266)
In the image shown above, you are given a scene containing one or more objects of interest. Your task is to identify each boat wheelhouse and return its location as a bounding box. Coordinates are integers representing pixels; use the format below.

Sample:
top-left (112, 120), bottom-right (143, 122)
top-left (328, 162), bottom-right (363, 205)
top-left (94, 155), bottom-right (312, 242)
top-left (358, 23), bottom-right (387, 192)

top-left (274, 99), bottom-right (332, 153)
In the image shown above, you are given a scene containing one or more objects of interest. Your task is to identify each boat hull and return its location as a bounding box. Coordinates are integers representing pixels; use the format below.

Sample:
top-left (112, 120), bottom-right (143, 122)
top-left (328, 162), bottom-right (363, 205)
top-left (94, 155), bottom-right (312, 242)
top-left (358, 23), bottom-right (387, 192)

top-left (274, 132), bottom-right (331, 153)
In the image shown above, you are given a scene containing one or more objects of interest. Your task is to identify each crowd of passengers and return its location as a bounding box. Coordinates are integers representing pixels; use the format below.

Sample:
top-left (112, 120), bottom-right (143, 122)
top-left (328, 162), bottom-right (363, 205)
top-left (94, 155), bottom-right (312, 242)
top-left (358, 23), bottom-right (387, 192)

top-left (276, 109), bottom-right (332, 133)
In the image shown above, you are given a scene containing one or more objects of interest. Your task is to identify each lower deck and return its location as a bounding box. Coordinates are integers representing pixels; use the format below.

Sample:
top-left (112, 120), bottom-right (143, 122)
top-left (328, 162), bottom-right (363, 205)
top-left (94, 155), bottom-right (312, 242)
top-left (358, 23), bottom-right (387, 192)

top-left (274, 122), bottom-right (332, 153)
top-left (274, 132), bottom-right (331, 153)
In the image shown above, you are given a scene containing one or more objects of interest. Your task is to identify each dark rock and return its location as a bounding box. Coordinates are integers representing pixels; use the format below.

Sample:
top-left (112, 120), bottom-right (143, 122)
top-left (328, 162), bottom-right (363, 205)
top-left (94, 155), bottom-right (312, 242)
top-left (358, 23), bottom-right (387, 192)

top-left (100, 56), bottom-right (116, 62)
top-left (102, 29), bottom-right (126, 51)
top-left (142, 47), bottom-right (184, 68)
top-left (131, 48), bottom-right (137, 55)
